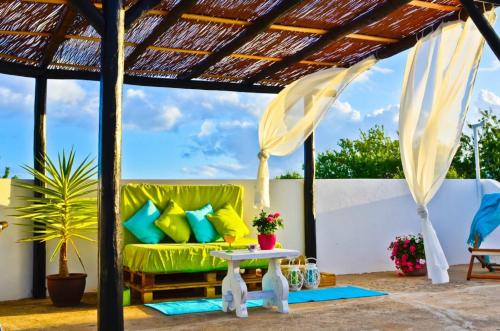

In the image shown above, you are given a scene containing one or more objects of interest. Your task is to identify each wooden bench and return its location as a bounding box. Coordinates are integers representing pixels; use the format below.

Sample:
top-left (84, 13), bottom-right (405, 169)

top-left (467, 235), bottom-right (500, 280)
top-left (123, 267), bottom-right (265, 303)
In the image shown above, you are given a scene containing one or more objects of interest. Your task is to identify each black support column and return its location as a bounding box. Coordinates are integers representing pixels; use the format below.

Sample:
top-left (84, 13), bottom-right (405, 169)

top-left (98, 1), bottom-right (124, 330)
top-left (304, 133), bottom-right (317, 258)
top-left (460, 0), bottom-right (500, 61)
top-left (33, 76), bottom-right (47, 299)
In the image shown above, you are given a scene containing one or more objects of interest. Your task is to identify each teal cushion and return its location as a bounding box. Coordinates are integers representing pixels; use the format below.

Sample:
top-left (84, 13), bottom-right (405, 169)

top-left (185, 204), bottom-right (220, 243)
top-left (123, 200), bottom-right (164, 244)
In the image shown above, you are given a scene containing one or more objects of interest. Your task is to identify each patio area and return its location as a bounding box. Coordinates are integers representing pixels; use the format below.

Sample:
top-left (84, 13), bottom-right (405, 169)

top-left (0, 0), bottom-right (499, 329)
top-left (1, 265), bottom-right (499, 330)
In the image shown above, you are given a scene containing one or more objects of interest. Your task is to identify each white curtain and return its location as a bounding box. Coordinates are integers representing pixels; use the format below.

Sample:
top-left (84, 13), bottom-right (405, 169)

top-left (399, 11), bottom-right (496, 284)
top-left (255, 57), bottom-right (376, 208)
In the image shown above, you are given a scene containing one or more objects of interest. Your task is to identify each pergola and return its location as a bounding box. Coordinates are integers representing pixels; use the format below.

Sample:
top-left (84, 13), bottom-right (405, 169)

top-left (0, 0), bottom-right (499, 329)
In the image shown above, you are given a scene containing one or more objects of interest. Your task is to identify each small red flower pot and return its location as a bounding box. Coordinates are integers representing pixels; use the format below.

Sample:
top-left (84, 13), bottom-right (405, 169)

top-left (258, 233), bottom-right (276, 250)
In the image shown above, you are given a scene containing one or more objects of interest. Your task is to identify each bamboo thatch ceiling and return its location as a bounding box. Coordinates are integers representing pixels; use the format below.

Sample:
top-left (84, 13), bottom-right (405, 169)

top-left (0, 0), bottom-right (496, 92)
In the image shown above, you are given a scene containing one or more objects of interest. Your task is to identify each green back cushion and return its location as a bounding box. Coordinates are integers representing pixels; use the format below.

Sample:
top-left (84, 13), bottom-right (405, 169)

top-left (154, 199), bottom-right (191, 243)
top-left (121, 184), bottom-right (244, 245)
top-left (123, 200), bottom-right (164, 244)
top-left (207, 203), bottom-right (250, 240)
top-left (186, 204), bottom-right (220, 243)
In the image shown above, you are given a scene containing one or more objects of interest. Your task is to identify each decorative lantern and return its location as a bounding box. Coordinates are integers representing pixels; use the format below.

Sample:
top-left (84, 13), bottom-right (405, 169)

top-left (286, 258), bottom-right (304, 291)
top-left (304, 257), bottom-right (321, 289)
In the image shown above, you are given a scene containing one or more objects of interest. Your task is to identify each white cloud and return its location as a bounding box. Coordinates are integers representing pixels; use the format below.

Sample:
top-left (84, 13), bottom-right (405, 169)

top-left (198, 120), bottom-right (216, 137)
top-left (353, 65), bottom-right (393, 84)
top-left (371, 65), bottom-right (393, 74)
top-left (126, 88), bottom-right (146, 100)
top-left (0, 86), bottom-right (33, 107)
top-left (332, 100), bottom-right (361, 121)
top-left (367, 104), bottom-right (399, 118)
top-left (393, 113), bottom-right (399, 123)
top-left (479, 60), bottom-right (500, 72)
top-left (219, 120), bottom-right (255, 129)
top-left (182, 165), bottom-right (218, 178)
top-left (48, 80), bottom-right (86, 106)
top-left (479, 89), bottom-right (500, 107)
top-left (158, 106), bottom-right (182, 131)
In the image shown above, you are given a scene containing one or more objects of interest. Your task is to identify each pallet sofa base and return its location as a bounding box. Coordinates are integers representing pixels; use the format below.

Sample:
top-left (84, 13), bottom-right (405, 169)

top-left (124, 267), bottom-right (265, 304)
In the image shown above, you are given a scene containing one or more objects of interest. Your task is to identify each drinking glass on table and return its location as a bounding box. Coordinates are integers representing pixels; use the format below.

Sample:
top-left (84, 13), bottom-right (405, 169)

top-left (224, 235), bottom-right (236, 253)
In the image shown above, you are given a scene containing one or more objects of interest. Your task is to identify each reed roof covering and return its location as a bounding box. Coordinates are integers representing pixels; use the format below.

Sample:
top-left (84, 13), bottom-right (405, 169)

top-left (0, 0), bottom-right (496, 92)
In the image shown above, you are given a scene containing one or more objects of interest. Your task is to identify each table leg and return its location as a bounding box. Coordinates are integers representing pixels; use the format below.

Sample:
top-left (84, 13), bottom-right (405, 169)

top-left (262, 258), bottom-right (289, 313)
top-left (221, 260), bottom-right (248, 317)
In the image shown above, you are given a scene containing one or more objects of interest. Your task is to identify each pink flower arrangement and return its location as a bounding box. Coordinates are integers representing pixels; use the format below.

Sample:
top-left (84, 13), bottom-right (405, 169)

top-left (388, 234), bottom-right (426, 274)
top-left (253, 210), bottom-right (284, 234)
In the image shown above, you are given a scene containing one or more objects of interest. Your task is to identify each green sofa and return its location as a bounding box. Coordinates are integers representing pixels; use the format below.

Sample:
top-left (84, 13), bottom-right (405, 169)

top-left (121, 183), bottom-right (267, 274)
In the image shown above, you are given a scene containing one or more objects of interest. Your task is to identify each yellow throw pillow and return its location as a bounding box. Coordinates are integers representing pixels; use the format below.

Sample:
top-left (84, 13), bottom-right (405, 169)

top-left (206, 203), bottom-right (249, 240)
top-left (154, 199), bottom-right (191, 243)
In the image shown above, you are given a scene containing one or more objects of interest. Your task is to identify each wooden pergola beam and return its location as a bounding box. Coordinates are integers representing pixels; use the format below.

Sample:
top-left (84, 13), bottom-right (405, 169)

top-left (124, 0), bottom-right (162, 30)
top-left (125, 0), bottom-right (198, 68)
top-left (40, 4), bottom-right (77, 68)
top-left (179, 0), bottom-right (303, 80)
top-left (243, 0), bottom-right (412, 85)
top-left (460, 0), bottom-right (500, 60)
top-left (32, 76), bottom-right (47, 299)
top-left (0, 57), bottom-right (284, 93)
top-left (98, 0), bottom-right (124, 329)
top-left (70, 0), bottom-right (104, 35)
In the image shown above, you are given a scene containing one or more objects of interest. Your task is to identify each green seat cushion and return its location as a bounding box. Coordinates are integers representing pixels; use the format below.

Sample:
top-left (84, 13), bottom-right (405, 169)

top-left (154, 199), bottom-right (191, 243)
top-left (123, 238), bottom-right (281, 273)
top-left (123, 200), bottom-right (164, 244)
top-left (185, 204), bottom-right (220, 243)
top-left (207, 203), bottom-right (249, 240)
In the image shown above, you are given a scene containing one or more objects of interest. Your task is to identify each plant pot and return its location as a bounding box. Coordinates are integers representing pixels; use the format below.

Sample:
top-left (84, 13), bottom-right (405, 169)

top-left (258, 233), bottom-right (276, 250)
top-left (47, 273), bottom-right (87, 307)
top-left (403, 265), bottom-right (427, 277)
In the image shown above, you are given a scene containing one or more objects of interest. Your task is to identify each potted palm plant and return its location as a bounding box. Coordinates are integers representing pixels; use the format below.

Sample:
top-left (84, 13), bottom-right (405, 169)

top-left (15, 150), bottom-right (97, 306)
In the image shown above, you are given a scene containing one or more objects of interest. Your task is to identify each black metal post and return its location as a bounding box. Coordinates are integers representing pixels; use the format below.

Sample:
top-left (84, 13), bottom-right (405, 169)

top-left (460, 0), bottom-right (500, 61)
top-left (33, 76), bottom-right (47, 299)
top-left (304, 132), bottom-right (317, 259)
top-left (98, 0), bottom-right (124, 330)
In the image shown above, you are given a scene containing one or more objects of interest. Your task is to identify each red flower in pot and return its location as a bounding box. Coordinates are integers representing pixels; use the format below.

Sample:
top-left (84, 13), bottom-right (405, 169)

top-left (388, 234), bottom-right (427, 276)
top-left (253, 210), bottom-right (284, 250)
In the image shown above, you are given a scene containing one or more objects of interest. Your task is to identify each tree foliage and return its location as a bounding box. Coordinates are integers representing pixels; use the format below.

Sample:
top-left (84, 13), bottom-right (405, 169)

top-left (277, 110), bottom-right (499, 180)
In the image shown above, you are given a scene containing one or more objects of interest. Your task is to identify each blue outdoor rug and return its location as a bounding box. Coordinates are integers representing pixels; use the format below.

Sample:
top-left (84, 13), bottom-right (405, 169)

top-left (146, 286), bottom-right (387, 316)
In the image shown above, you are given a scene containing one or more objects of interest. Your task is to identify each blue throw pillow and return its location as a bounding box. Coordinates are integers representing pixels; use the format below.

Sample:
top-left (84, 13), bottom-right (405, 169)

top-left (123, 200), bottom-right (165, 244)
top-left (185, 204), bottom-right (220, 243)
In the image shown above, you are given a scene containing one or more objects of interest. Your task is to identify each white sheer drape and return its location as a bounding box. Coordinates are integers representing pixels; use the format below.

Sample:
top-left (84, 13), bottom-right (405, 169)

top-left (255, 57), bottom-right (377, 208)
top-left (399, 11), bottom-right (496, 284)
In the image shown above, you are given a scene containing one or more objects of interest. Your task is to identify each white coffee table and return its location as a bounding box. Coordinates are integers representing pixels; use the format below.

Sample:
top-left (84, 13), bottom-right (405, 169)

top-left (210, 248), bottom-right (300, 317)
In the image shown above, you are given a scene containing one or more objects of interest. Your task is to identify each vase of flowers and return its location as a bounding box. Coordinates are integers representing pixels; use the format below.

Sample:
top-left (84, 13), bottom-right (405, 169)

top-left (252, 210), bottom-right (284, 250)
top-left (388, 234), bottom-right (427, 276)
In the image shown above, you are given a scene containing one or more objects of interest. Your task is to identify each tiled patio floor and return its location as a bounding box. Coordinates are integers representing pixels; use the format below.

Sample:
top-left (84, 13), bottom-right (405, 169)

top-left (1, 264), bottom-right (499, 330)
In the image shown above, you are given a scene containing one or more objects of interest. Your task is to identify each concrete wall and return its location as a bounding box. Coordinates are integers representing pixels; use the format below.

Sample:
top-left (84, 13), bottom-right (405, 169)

top-left (0, 179), bottom-right (304, 301)
top-left (1, 178), bottom-right (499, 301)
top-left (316, 179), bottom-right (500, 274)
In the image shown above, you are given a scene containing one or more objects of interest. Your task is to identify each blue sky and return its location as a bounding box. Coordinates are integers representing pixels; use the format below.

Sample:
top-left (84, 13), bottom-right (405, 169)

top-left (0, 17), bottom-right (499, 179)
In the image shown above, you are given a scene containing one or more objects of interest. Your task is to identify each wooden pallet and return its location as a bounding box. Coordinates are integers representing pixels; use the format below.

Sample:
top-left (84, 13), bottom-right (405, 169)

top-left (123, 267), bottom-right (264, 303)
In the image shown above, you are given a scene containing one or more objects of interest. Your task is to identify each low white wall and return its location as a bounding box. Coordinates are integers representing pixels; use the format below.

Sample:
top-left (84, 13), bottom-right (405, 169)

top-left (1, 178), bottom-right (499, 301)
top-left (0, 179), bottom-right (304, 301)
top-left (316, 179), bottom-right (500, 275)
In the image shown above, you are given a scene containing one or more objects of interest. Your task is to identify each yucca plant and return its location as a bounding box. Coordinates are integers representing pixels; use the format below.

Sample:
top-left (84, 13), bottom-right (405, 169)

top-left (15, 150), bottom-right (97, 277)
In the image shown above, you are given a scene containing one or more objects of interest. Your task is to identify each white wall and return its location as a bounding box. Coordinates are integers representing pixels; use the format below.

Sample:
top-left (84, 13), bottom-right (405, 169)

top-left (316, 179), bottom-right (500, 274)
top-left (1, 178), bottom-right (499, 301)
top-left (0, 179), bottom-right (304, 300)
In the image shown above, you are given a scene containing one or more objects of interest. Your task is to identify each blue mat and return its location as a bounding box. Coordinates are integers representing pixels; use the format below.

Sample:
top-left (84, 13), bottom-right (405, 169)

top-left (146, 286), bottom-right (386, 316)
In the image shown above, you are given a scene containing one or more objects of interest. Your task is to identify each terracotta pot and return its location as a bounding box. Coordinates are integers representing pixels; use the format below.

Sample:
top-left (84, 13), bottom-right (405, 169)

top-left (47, 273), bottom-right (86, 307)
top-left (258, 233), bottom-right (276, 250)
top-left (403, 265), bottom-right (427, 277)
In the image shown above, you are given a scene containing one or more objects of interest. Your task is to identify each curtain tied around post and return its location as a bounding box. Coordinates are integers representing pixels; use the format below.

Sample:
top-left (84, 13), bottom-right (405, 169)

top-left (254, 57), bottom-right (377, 208)
top-left (399, 11), bottom-right (496, 284)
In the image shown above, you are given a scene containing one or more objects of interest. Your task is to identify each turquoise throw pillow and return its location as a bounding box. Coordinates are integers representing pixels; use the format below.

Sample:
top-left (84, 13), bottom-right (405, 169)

top-left (185, 204), bottom-right (220, 243)
top-left (123, 200), bottom-right (165, 244)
